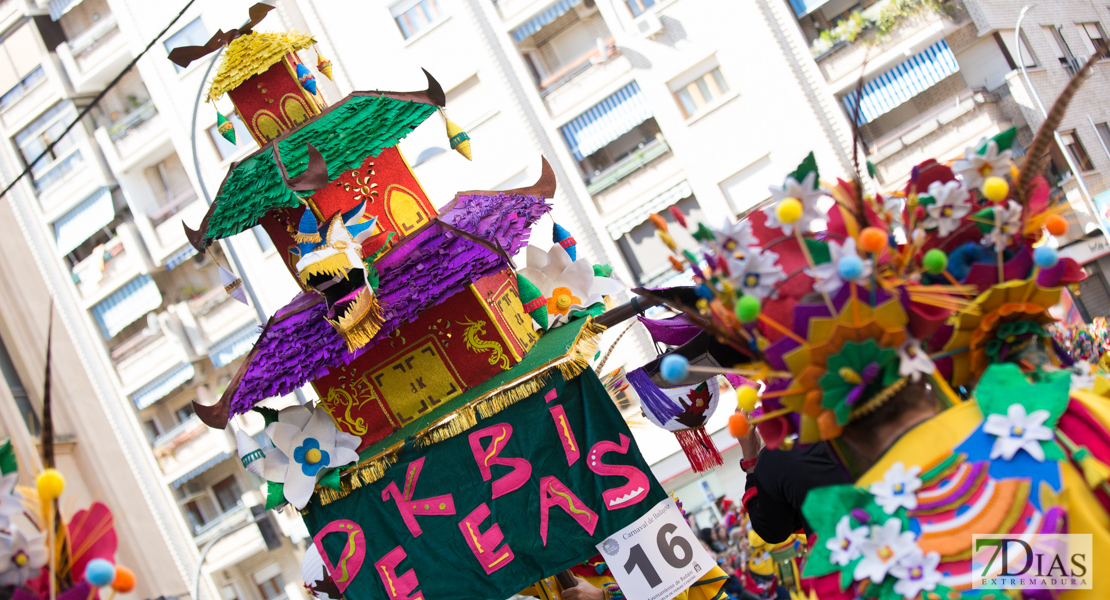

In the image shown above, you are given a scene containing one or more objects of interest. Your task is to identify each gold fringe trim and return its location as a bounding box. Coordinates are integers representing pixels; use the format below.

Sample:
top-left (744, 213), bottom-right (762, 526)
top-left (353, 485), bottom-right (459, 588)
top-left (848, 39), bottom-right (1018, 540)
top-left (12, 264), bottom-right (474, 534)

top-left (849, 376), bottom-right (910, 421)
top-left (207, 30), bottom-right (317, 101)
top-left (325, 288), bottom-right (383, 352)
top-left (314, 318), bottom-right (607, 505)
top-left (293, 231), bottom-right (321, 244)
top-left (298, 252), bottom-right (355, 284)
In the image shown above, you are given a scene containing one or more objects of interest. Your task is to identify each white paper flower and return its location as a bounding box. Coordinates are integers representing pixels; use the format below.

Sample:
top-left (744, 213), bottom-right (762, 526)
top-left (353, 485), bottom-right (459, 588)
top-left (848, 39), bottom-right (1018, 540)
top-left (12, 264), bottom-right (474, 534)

top-left (805, 237), bottom-right (871, 295)
top-left (981, 200), bottom-right (1023, 250)
top-left (897, 339), bottom-right (935, 383)
top-left (883, 196), bottom-right (905, 225)
top-left (519, 244), bottom-right (624, 326)
top-left (264, 405), bottom-right (361, 510)
top-left (869, 462), bottom-right (922, 515)
top-left (890, 548), bottom-right (943, 599)
top-left (713, 220), bottom-right (760, 254)
top-left (982, 403), bottom-right (1053, 462)
top-left (764, 172), bottom-right (825, 235)
top-left (853, 518), bottom-right (918, 584)
top-left (921, 180), bottom-right (971, 238)
top-left (303, 544), bottom-right (341, 600)
top-left (0, 474), bottom-right (24, 528)
top-left (0, 526), bottom-right (48, 586)
top-left (952, 139), bottom-right (1012, 190)
top-left (826, 515), bottom-right (869, 566)
top-left (1071, 361), bottom-right (1096, 392)
top-left (732, 247), bottom-right (785, 300)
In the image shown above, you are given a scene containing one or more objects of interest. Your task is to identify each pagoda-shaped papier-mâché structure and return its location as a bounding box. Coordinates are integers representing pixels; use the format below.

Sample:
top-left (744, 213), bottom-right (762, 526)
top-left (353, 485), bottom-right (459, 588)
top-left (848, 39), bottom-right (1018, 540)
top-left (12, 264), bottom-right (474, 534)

top-left (180, 4), bottom-right (621, 511)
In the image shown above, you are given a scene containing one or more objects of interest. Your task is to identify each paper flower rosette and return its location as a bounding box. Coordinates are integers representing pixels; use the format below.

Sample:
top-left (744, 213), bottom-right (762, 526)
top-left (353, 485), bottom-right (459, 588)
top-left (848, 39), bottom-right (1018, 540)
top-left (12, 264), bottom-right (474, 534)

top-left (518, 243), bottom-right (624, 328)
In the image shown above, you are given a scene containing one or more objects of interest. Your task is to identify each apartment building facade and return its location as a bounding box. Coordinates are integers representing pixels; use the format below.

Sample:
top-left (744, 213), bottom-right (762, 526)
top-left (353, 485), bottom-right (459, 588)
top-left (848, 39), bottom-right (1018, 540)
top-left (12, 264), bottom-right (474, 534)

top-left (787, 0), bottom-right (1110, 318)
top-left (0, 0), bottom-right (319, 599)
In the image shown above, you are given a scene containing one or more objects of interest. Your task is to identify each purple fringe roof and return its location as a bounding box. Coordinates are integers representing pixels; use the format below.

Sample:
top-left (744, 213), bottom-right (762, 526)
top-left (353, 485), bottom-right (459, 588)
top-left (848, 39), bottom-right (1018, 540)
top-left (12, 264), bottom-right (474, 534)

top-left (229, 220), bottom-right (510, 415)
top-left (439, 192), bottom-right (552, 256)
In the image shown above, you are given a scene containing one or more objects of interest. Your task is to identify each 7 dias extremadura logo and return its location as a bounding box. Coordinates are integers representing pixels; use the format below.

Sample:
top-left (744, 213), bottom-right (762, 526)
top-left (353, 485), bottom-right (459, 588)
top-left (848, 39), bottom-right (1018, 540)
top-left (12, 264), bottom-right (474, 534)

top-left (972, 534), bottom-right (1092, 590)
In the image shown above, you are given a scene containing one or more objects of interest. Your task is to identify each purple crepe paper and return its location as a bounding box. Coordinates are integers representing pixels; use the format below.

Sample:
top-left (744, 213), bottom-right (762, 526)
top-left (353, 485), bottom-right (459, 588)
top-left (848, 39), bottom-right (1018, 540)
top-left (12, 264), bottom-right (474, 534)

top-left (638, 314), bottom-right (701, 346)
top-left (439, 192), bottom-right (551, 255)
top-left (627, 368), bottom-right (683, 423)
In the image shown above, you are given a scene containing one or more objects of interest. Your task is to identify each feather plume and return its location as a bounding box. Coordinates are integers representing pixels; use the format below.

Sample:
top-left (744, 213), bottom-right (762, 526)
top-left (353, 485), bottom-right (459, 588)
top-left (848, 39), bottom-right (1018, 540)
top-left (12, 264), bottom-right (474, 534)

top-left (1018, 39), bottom-right (1110, 201)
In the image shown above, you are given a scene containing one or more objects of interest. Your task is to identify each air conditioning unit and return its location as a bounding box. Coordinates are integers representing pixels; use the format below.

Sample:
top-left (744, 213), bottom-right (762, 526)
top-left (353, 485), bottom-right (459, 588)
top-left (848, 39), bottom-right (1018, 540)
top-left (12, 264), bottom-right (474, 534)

top-left (633, 11), bottom-right (663, 38)
top-left (574, 0), bottom-right (598, 18)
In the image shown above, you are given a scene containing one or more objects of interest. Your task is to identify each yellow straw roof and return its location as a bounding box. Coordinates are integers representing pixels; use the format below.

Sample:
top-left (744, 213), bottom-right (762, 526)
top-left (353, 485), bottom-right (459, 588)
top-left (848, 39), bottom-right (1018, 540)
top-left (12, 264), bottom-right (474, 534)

top-left (206, 30), bottom-right (316, 101)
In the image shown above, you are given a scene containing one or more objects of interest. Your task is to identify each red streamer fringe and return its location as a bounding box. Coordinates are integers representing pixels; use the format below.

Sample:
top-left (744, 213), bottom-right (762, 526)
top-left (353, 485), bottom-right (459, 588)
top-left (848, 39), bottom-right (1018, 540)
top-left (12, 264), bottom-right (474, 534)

top-left (674, 427), bottom-right (724, 473)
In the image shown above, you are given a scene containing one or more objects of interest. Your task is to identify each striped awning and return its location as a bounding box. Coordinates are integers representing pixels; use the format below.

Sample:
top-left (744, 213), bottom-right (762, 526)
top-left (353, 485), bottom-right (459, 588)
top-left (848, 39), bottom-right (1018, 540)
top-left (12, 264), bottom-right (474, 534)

top-left (172, 451), bottom-right (232, 488)
top-left (511, 0), bottom-right (582, 43)
top-left (131, 362), bottom-right (195, 410)
top-left (48, 0), bottom-right (82, 20)
top-left (208, 323), bottom-right (261, 367)
top-left (92, 274), bottom-right (163, 339)
top-left (841, 40), bottom-right (960, 125)
top-left (164, 244), bottom-right (198, 270)
top-left (54, 187), bottom-right (113, 255)
top-left (606, 180), bottom-right (693, 240)
top-left (560, 82), bottom-right (652, 161)
top-left (788, 0), bottom-right (829, 17)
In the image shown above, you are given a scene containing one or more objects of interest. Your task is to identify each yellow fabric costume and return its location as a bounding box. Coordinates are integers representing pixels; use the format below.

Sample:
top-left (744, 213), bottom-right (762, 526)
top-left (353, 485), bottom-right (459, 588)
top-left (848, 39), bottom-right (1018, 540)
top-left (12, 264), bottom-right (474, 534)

top-left (520, 566), bottom-right (731, 600)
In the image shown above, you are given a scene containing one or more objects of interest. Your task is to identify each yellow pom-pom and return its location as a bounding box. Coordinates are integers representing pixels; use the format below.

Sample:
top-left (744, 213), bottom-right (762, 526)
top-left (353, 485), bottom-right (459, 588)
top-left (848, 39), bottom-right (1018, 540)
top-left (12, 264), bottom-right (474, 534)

top-left (982, 176), bottom-right (1009, 203)
top-left (736, 386), bottom-right (759, 412)
top-left (775, 198), bottom-right (803, 224)
top-left (37, 469), bottom-right (65, 500)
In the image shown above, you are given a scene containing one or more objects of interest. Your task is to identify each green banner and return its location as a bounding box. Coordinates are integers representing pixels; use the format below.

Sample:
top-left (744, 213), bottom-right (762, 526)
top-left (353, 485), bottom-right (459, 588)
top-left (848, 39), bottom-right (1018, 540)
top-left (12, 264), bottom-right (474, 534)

top-left (304, 370), bottom-right (668, 600)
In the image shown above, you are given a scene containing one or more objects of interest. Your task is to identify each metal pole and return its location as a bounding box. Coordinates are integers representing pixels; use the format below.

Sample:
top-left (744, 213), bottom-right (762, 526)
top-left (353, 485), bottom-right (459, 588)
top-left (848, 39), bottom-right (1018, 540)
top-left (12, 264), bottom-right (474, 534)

top-left (1015, 5), bottom-right (1108, 239)
top-left (189, 49), bottom-right (308, 404)
top-left (191, 512), bottom-right (257, 600)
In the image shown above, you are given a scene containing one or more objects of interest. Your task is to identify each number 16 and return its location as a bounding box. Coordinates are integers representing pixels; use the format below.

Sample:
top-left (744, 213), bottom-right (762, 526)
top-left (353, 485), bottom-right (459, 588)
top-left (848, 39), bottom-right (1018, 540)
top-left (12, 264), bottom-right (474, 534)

top-left (622, 524), bottom-right (695, 588)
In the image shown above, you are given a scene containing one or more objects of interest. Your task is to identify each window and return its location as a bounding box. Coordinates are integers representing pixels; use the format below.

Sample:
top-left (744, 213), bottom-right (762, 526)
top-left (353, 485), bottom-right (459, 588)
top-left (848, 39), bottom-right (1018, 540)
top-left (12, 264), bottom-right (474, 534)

top-left (0, 334), bottom-right (39, 436)
top-left (1095, 122), bottom-right (1110, 158)
top-left (211, 475), bottom-right (242, 513)
top-left (626, 0), bottom-right (656, 18)
top-left (253, 565), bottom-right (287, 600)
top-left (1079, 23), bottom-right (1110, 59)
top-left (207, 113), bottom-right (253, 160)
top-left (142, 418), bottom-right (162, 444)
top-left (1062, 130), bottom-right (1095, 172)
top-left (672, 67), bottom-right (730, 119)
top-left (14, 101), bottom-right (84, 192)
top-left (0, 23), bottom-right (44, 112)
top-left (164, 18), bottom-right (207, 73)
top-left (997, 30), bottom-right (1037, 68)
top-left (390, 0), bottom-right (444, 40)
top-left (174, 402), bottom-right (195, 424)
top-left (145, 153), bottom-right (196, 225)
top-left (183, 499), bottom-right (208, 529)
top-left (1044, 25), bottom-right (1078, 73)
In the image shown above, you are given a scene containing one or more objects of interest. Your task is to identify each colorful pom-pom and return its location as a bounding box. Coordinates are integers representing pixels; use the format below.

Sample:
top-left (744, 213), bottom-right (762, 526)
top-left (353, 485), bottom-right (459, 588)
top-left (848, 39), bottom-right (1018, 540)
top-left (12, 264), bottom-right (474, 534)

top-left (295, 63), bottom-right (318, 96)
top-left (728, 413), bottom-right (751, 438)
top-left (736, 386), bottom-right (758, 412)
top-left (1034, 245), bottom-right (1059, 268)
top-left (735, 295), bottom-right (761, 323)
top-left (553, 223), bottom-right (577, 260)
top-left (36, 469), bottom-right (64, 500)
top-left (982, 176), bottom-right (1009, 202)
top-left (659, 354), bottom-right (689, 383)
top-left (922, 249), bottom-right (948, 275)
top-left (775, 198), bottom-right (803, 224)
top-left (667, 206), bottom-right (687, 228)
top-left (1046, 214), bottom-right (1068, 236)
top-left (111, 566), bottom-right (136, 592)
top-left (85, 559), bottom-right (116, 587)
top-left (859, 227), bottom-right (888, 253)
top-left (216, 112), bottom-right (235, 145)
top-left (837, 255), bottom-right (865, 280)
top-left (516, 272), bottom-right (548, 330)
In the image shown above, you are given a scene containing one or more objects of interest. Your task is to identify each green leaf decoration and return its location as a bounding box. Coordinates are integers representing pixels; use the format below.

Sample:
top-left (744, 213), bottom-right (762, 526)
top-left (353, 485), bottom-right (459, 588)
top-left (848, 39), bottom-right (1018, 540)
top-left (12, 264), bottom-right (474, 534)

top-left (592, 264), bottom-right (613, 278)
top-left (989, 127), bottom-right (1017, 153)
top-left (819, 340), bottom-right (899, 426)
top-left (254, 407), bottom-right (279, 427)
top-left (319, 468), bottom-right (343, 491)
top-left (866, 160), bottom-right (877, 179)
top-left (0, 440), bottom-right (16, 475)
top-left (264, 480), bottom-right (285, 510)
top-left (973, 364), bottom-right (1070, 461)
top-left (800, 484), bottom-right (908, 585)
top-left (568, 303), bottom-right (607, 321)
top-left (973, 207), bottom-right (995, 234)
top-left (788, 152), bottom-right (819, 189)
top-left (985, 321), bottom-right (1047, 363)
top-left (916, 193), bottom-right (936, 207)
top-left (806, 238), bottom-right (832, 265)
top-left (692, 223), bottom-right (715, 243)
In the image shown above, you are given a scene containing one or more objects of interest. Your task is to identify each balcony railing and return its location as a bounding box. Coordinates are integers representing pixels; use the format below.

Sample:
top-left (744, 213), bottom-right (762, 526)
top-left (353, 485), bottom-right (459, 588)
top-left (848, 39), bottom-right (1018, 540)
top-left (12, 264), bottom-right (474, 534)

top-left (68, 13), bottom-right (120, 64)
top-left (538, 38), bottom-right (615, 97)
top-left (149, 190), bottom-right (199, 227)
top-left (0, 66), bottom-right (46, 113)
top-left (107, 100), bottom-right (158, 141)
top-left (586, 138), bottom-right (670, 195)
top-left (72, 237), bottom-right (136, 299)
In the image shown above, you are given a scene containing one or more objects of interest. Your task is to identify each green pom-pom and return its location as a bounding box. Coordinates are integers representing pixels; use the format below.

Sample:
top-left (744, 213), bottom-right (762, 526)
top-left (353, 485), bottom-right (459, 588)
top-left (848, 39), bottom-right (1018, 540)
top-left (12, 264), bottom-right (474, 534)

top-left (923, 249), bottom-right (948, 274)
top-left (217, 112), bottom-right (236, 145)
top-left (736, 295), bottom-right (761, 324)
top-left (516, 272), bottom-right (548, 330)
top-left (593, 264), bottom-right (613, 278)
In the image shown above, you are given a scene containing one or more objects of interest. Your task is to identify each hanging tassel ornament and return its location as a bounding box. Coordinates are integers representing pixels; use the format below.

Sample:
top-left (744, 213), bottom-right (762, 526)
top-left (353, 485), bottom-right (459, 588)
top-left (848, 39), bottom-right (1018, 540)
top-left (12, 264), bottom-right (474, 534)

top-left (516, 272), bottom-right (549, 330)
top-left (296, 62), bottom-right (318, 96)
top-left (673, 427), bottom-right (724, 472)
top-left (627, 368), bottom-right (724, 473)
top-left (553, 222), bottom-right (577, 260)
top-left (315, 46), bottom-right (334, 81)
top-left (220, 265), bottom-right (249, 305)
top-left (441, 109), bottom-right (472, 161)
top-left (216, 112), bottom-right (236, 145)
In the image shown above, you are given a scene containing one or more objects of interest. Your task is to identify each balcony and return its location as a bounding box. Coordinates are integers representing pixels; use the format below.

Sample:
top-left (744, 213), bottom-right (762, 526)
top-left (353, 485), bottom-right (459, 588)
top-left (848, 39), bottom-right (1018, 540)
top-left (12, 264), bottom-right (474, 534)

top-left (594, 145), bottom-right (684, 218)
top-left (0, 0), bottom-right (24, 32)
top-left (586, 137), bottom-right (670, 195)
top-left (71, 234), bottom-right (144, 302)
top-left (111, 324), bottom-right (194, 395)
top-left (56, 13), bottom-right (131, 94)
top-left (187, 287), bottom-right (257, 359)
top-left (0, 65), bottom-right (63, 131)
top-left (94, 101), bottom-right (173, 173)
top-left (37, 138), bottom-right (116, 220)
top-left (493, 0), bottom-right (548, 23)
top-left (542, 48), bottom-right (632, 121)
top-left (155, 417), bottom-right (234, 483)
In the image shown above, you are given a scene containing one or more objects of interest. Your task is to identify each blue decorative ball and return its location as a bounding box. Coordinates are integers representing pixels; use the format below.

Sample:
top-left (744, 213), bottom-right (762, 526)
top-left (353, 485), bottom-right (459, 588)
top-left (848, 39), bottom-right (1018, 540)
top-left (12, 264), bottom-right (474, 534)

top-left (1034, 245), bottom-right (1059, 268)
top-left (659, 354), bottom-right (689, 384)
top-left (85, 559), bottom-right (116, 587)
top-left (837, 255), bottom-right (865, 281)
